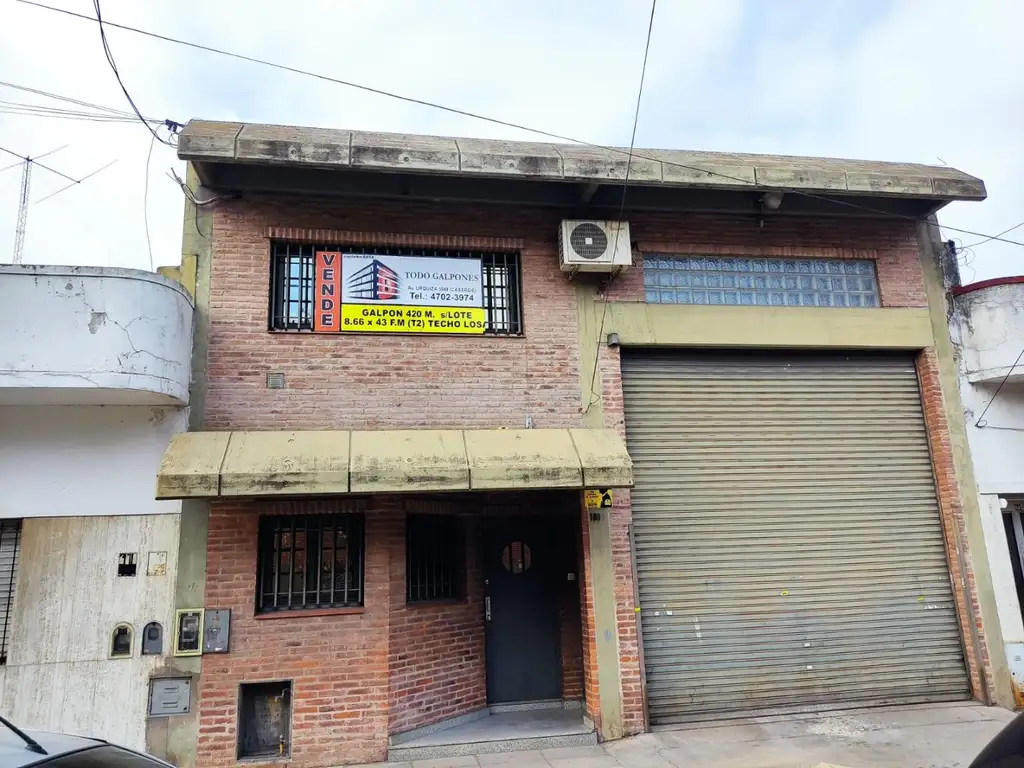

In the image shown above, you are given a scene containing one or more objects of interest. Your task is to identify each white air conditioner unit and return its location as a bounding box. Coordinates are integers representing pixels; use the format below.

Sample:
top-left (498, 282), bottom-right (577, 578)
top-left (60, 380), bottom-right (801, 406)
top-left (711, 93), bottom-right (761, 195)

top-left (558, 220), bottom-right (632, 272)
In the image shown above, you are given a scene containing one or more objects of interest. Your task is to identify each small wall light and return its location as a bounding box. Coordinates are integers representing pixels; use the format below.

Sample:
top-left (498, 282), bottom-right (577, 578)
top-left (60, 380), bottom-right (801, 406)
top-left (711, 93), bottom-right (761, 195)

top-left (607, 332), bottom-right (621, 349)
top-left (761, 191), bottom-right (785, 210)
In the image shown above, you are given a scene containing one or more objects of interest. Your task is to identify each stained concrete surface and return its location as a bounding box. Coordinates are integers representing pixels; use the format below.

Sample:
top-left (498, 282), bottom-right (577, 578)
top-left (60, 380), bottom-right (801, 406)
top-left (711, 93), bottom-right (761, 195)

top-left (356, 703), bottom-right (1018, 768)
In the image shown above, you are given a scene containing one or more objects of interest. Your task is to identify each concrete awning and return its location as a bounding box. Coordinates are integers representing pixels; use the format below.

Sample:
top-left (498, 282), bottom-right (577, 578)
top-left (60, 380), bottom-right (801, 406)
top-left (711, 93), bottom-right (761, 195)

top-left (155, 428), bottom-right (633, 500)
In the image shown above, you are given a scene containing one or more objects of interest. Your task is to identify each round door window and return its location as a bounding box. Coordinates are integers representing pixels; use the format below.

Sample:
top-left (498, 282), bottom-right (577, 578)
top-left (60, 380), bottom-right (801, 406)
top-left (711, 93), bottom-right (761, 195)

top-left (501, 541), bottom-right (532, 575)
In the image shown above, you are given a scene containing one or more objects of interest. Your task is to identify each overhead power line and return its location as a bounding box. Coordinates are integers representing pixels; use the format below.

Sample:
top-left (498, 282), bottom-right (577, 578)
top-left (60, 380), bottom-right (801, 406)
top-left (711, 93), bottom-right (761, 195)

top-left (17, 0), bottom-right (1024, 249)
top-left (961, 219), bottom-right (1024, 250)
top-left (0, 79), bottom-right (143, 117)
top-left (585, 0), bottom-right (657, 414)
top-left (91, 0), bottom-right (177, 145)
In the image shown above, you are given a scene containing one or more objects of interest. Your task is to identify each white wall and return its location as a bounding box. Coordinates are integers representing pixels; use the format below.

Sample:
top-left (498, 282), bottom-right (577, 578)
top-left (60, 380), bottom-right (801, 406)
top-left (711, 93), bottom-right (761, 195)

top-left (0, 265), bottom-right (193, 405)
top-left (954, 281), bottom-right (1024, 703)
top-left (0, 514), bottom-right (180, 751)
top-left (978, 493), bottom-right (1024, 644)
top-left (959, 379), bottom-right (1024, 496)
top-left (957, 283), bottom-right (1024, 383)
top-left (0, 406), bottom-right (186, 518)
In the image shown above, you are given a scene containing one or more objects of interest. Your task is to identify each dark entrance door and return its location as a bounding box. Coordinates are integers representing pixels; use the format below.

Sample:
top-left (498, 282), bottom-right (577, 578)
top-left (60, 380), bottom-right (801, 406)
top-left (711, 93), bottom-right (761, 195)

top-left (483, 516), bottom-right (569, 704)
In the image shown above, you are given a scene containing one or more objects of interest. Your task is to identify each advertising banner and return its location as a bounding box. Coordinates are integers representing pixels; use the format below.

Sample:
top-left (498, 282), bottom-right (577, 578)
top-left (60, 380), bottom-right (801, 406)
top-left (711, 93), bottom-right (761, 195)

top-left (314, 252), bottom-right (487, 334)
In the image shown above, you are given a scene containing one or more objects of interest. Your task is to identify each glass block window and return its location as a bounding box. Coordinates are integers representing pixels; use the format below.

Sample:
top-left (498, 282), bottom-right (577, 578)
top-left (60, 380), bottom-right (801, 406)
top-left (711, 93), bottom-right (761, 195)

top-left (642, 256), bottom-right (880, 308)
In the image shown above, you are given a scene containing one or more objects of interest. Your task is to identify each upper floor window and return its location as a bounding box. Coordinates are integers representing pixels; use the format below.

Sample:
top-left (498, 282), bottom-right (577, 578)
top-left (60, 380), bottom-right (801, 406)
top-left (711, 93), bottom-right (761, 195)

top-left (643, 255), bottom-right (880, 308)
top-left (256, 513), bottom-right (364, 613)
top-left (269, 243), bottom-right (523, 335)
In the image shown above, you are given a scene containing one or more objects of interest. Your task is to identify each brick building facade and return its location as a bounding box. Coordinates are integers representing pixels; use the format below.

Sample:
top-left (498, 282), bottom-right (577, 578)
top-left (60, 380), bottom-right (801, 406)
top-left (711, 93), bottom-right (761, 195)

top-left (153, 122), bottom-right (1009, 767)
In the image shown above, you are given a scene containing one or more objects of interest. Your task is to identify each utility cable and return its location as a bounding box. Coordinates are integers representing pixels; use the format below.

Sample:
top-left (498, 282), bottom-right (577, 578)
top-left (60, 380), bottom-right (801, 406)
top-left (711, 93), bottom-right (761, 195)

top-left (18, 0), bottom-right (1024, 249)
top-left (975, 346), bottom-right (1024, 428)
top-left (0, 79), bottom-right (143, 117)
top-left (584, 0), bottom-right (656, 414)
top-left (961, 219), bottom-right (1024, 249)
top-left (91, 0), bottom-right (176, 146)
top-left (144, 131), bottom-right (155, 271)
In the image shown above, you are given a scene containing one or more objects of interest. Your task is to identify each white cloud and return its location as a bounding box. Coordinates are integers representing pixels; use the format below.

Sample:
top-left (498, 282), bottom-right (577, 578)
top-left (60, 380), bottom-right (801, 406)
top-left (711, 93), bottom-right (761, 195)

top-left (0, 0), bottom-right (1018, 280)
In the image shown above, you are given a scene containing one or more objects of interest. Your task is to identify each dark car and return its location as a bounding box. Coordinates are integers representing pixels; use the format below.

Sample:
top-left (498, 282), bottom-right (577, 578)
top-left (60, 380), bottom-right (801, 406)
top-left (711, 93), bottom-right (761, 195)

top-left (971, 710), bottom-right (1024, 768)
top-left (0, 717), bottom-right (173, 767)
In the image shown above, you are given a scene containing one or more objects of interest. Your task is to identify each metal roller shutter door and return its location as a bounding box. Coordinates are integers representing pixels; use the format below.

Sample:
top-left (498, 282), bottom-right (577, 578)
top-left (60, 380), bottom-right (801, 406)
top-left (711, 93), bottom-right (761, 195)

top-left (622, 351), bottom-right (969, 724)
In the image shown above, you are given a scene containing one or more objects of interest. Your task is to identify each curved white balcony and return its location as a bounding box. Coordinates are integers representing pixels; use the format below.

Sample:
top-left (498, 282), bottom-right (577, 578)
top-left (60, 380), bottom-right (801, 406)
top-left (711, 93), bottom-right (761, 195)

top-left (0, 266), bottom-right (193, 405)
top-left (953, 278), bottom-right (1024, 384)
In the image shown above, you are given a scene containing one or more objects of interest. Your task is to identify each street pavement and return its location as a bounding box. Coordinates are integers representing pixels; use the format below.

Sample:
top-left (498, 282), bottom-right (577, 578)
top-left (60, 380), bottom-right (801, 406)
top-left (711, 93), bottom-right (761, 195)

top-left (358, 702), bottom-right (1016, 768)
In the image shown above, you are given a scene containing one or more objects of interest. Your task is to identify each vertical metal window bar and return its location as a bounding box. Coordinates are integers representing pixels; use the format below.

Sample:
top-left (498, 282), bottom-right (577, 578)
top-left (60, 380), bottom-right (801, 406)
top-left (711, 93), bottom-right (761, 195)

top-left (258, 515), bottom-right (363, 613)
top-left (0, 523), bottom-right (19, 664)
top-left (407, 516), bottom-right (461, 602)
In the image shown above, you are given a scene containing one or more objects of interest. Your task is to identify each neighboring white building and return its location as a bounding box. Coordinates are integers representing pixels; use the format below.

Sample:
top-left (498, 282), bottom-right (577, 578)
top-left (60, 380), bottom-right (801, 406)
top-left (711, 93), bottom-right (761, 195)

top-left (951, 276), bottom-right (1024, 706)
top-left (0, 265), bottom-right (193, 749)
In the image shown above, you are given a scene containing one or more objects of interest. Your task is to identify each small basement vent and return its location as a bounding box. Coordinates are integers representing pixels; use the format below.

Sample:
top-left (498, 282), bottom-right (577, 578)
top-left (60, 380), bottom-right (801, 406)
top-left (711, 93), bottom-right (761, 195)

top-left (266, 372), bottom-right (286, 389)
top-left (559, 220), bottom-right (632, 273)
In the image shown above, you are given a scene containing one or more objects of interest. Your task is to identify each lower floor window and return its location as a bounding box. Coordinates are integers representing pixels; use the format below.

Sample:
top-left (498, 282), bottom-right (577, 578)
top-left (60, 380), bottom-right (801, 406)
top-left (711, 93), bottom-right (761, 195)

top-left (407, 514), bottom-right (464, 603)
top-left (257, 514), bottom-right (364, 613)
top-left (0, 520), bottom-right (21, 665)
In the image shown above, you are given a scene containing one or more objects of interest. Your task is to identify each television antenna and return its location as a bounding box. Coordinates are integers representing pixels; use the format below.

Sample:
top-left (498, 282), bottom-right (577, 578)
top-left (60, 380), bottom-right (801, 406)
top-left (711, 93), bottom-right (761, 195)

top-left (1, 145), bottom-right (115, 264)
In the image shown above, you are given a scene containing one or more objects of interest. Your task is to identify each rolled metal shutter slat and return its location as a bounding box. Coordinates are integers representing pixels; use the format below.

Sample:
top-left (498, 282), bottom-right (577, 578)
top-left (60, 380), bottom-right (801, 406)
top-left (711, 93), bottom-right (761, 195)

top-left (622, 351), bottom-right (969, 725)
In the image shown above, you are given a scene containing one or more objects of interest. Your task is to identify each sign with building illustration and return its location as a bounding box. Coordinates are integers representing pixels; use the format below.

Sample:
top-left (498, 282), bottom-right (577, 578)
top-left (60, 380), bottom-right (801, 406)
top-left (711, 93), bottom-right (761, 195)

top-left (313, 251), bottom-right (486, 334)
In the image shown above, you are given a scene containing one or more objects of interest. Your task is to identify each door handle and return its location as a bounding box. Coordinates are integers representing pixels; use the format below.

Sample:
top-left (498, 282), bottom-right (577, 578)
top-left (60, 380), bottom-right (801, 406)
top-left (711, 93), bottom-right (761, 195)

top-left (485, 596), bottom-right (491, 622)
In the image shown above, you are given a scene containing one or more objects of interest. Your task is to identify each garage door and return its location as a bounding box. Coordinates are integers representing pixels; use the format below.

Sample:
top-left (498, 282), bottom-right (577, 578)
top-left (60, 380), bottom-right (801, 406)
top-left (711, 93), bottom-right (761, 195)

top-left (622, 350), bottom-right (969, 724)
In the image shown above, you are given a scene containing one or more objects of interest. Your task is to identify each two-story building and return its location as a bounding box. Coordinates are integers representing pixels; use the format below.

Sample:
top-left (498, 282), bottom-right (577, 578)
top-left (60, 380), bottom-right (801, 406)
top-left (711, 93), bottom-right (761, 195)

top-left (155, 121), bottom-right (1009, 767)
top-left (0, 264), bottom-right (194, 754)
top-left (951, 276), bottom-right (1024, 706)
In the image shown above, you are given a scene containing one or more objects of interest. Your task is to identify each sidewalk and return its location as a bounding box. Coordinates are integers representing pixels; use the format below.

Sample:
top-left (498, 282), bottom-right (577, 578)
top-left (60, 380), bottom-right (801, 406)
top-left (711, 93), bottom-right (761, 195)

top-left (359, 702), bottom-right (1016, 768)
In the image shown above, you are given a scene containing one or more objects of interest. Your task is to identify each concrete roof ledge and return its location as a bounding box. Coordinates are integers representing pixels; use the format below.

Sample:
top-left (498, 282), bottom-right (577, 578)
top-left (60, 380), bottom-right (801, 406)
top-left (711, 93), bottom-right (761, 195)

top-left (178, 120), bottom-right (987, 201)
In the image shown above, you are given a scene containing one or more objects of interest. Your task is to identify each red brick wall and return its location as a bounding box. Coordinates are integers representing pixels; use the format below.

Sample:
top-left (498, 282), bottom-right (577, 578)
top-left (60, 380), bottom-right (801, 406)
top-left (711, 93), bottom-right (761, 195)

top-left (603, 214), bottom-right (925, 308)
top-left (199, 498), bottom-right (390, 768)
top-left (917, 348), bottom-right (992, 701)
top-left (205, 200), bottom-right (581, 431)
top-left (560, 585), bottom-right (584, 703)
top-left (577, 499), bottom-right (600, 726)
top-left (200, 493), bottom-right (587, 766)
top-left (388, 507), bottom-right (487, 735)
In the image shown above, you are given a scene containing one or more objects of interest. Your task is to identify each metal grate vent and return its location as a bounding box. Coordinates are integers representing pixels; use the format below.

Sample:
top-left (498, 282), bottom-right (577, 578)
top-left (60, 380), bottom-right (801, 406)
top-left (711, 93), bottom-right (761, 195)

top-left (569, 222), bottom-right (609, 260)
top-left (266, 372), bottom-right (286, 389)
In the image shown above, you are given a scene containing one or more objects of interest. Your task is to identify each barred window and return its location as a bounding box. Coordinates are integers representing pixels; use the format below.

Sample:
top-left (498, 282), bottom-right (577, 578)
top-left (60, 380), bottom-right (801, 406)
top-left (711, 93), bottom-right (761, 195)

top-left (407, 515), bottom-right (464, 603)
top-left (643, 255), bottom-right (880, 307)
top-left (0, 520), bottom-right (20, 664)
top-left (257, 514), bottom-right (364, 613)
top-left (269, 243), bottom-right (523, 335)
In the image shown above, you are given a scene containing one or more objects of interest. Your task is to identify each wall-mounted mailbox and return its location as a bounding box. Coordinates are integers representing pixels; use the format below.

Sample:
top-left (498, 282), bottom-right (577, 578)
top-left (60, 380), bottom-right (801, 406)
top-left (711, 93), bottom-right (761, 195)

top-left (149, 678), bottom-right (191, 717)
top-left (203, 609), bottom-right (230, 654)
top-left (173, 609), bottom-right (204, 657)
top-left (142, 622), bottom-right (163, 655)
top-left (110, 623), bottom-right (133, 658)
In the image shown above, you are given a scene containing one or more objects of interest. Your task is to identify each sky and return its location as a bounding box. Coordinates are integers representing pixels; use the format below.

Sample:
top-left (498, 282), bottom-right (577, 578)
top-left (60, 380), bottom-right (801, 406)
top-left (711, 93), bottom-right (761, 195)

top-left (0, 0), bottom-right (1021, 282)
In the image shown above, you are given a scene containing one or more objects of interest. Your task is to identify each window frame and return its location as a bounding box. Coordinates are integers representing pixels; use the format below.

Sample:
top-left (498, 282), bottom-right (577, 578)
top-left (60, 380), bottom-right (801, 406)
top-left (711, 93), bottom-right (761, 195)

top-left (406, 514), bottom-right (466, 604)
top-left (255, 513), bottom-right (365, 615)
top-left (268, 242), bottom-right (524, 336)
